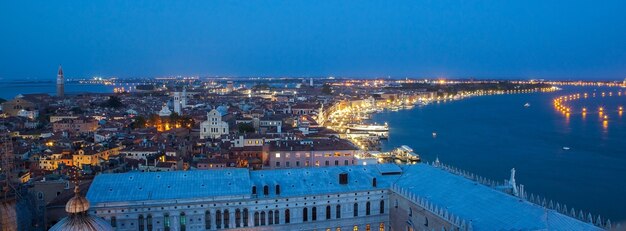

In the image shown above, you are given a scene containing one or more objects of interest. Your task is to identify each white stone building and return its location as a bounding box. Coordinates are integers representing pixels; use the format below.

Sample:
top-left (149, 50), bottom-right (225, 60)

top-left (200, 109), bottom-right (229, 139)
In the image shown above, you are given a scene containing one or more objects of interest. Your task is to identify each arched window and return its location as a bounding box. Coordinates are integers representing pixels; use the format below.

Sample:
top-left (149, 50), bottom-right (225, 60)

top-left (254, 212), bottom-right (260, 226)
top-left (275, 185), bottom-right (281, 195)
top-left (243, 209), bottom-right (249, 227)
top-left (366, 201), bottom-right (371, 215)
top-left (366, 224), bottom-right (371, 231)
top-left (353, 203), bottom-right (359, 217)
top-left (111, 216), bottom-right (117, 227)
top-left (409, 207), bottom-right (413, 217)
top-left (235, 209), bottom-right (241, 228)
top-left (163, 214), bottom-right (170, 231)
top-left (179, 212), bottom-right (186, 231)
top-left (380, 200), bottom-right (385, 214)
top-left (303, 208), bottom-right (308, 222)
top-left (326, 205), bottom-right (332, 219)
top-left (224, 209), bottom-right (230, 229)
top-left (147, 214), bottom-right (153, 231)
top-left (139, 215), bottom-right (145, 231)
top-left (336, 205), bottom-right (341, 219)
top-left (353, 225), bottom-right (359, 231)
top-left (274, 210), bottom-right (280, 224)
top-left (285, 209), bottom-right (291, 224)
top-left (424, 217), bottom-right (429, 227)
top-left (263, 185), bottom-right (269, 195)
top-left (215, 210), bottom-right (222, 229)
top-left (372, 178), bottom-right (377, 187)
top-left (312, 207), bottom-right (317, 221)
top-left (379, 223), bottom-right (385, 231)
top-left (252, 186), bottom-right (257, 195)
top-left (260, 211), bottom-right (266, 226)
top-left (268, 210), bottom-right (274, 225)
top-left (205, 211), bottom-right (211, 229)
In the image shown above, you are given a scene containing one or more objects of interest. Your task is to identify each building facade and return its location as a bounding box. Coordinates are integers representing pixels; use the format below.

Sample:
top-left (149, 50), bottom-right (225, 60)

top-left (200, 109), bottom-right (229, 139)
top-left (85, 164), bottom-right (603, 231)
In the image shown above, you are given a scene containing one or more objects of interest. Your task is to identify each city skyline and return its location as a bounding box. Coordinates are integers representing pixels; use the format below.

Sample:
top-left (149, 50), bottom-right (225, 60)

top-left (2, 1), bottom-right (626, 80)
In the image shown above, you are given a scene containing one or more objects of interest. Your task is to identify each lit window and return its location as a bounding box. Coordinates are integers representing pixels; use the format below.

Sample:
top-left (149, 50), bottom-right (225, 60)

top-left (275, 153), bottom-right (281, 158)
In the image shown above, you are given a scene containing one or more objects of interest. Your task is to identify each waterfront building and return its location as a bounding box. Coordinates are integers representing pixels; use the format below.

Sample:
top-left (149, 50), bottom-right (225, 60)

top-left (56, 65), bottom-right (64, 98)
top-left (85, 163), bottom-right (602, 231)
top-left (200, 109), bottom-right (229, 139)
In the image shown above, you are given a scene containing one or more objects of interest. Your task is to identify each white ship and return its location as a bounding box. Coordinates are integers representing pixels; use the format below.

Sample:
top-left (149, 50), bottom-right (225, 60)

top-left (346, 123), bottom-right (389, 132)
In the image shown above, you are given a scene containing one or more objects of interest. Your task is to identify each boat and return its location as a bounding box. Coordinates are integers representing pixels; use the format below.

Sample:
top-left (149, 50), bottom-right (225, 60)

top-left (392, 145), bottom-right (421, 162)
top-left (562, 147), bottom-right (570, 150)
top-left (524, 103), bottom-right (531, 107)
top-left (346, 123), bottom-right (389, 132)
top-left (432, 132), bottom-right (437, 138)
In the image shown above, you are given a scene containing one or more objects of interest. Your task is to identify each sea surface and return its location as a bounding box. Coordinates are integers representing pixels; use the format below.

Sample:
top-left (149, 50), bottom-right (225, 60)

top-left (0, 81), bottom-right (115, 99)
top-left (372, 86), bottom-right (626, 222)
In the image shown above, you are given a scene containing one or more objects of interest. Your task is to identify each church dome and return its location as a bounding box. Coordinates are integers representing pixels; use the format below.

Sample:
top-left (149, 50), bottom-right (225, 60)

top-left (65, 187), bottom-right (90, 213)
top-left (49, 186), bottom-right (113, 231)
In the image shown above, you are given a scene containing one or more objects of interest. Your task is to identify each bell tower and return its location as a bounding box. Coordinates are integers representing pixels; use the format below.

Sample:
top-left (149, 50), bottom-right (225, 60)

top-left (56, 65), bottom-right (65, 97)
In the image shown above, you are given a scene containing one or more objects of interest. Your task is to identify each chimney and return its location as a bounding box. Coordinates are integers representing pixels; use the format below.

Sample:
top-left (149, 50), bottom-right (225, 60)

top-left (339, 172), bottom-right (348, 185)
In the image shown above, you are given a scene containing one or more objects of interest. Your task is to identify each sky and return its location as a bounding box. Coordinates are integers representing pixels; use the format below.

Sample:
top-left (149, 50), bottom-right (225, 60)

top-left (1, 1), bottom-right (626, 80)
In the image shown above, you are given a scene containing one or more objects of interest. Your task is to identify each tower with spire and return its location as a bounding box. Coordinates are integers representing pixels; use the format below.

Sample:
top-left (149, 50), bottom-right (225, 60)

top-left (56, 65), bottom-right (65, 97)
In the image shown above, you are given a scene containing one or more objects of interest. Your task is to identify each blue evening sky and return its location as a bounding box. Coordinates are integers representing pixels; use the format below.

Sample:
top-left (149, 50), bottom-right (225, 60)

top-left (1, 1), bottom-right (626, 80)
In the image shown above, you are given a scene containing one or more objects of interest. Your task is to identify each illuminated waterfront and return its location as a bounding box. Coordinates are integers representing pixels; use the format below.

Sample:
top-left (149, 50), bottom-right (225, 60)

top-left (372, 86), bottom-right (626, 222)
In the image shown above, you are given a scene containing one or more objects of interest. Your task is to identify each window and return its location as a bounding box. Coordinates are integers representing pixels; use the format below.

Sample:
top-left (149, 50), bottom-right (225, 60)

top-left (409, 208), bottom-right (412, 217)
top-left (354, 203), bottom-right (359, 217)
top-left (147, 215), bottom-right (153, 231)
top-left (269, 210), bottom-right (274, 225)
top-left (379, 223), bottom-right (385, 231)
top-left (345, 160), bottom-right (349, 165)
top-left (216, 210), bottom-right (222, 229)
top-left (285, 209), bottom-right (290, 224)
top-left (252, 186), bottom-right (257, 195)
top-left (254, 212), bottom-right (260, 226)
top-left (373, 178), bottom-right (377, 187)
top-left (111, 216), bottom-right (117, 227)
top-left (366, 224), bottom-right (371, 231)
top-left (179, 212), bottom-right (186, 231)
top-left (325, 160), bottom-right (329, 166)
top-left (424, 217), bottom-right (429, 227)
top-left (312, 207), bottom-right (317, 221)
top-left (276, 185), bottom-right (281, 195)
top-left (261, 211), bottom-right (266, 226)
top-left (274, 210), bottom-right (280, 225)
top-left (326, 206), bottom-right (332, 219)
top-left (354, 225), bottom-right (359, 231)
top-left (243, 209), bottom-right (249, 227)
top-left (286, 161), bottom-right (290, 167)
top-left (335, 160), bottom-right (339, 166)
top-left (264, 185), bottom-right (269, 195)
top-left (275, 153), bottom-right (281, 158)
top-left (139, 215), bottom-right (144, 231)
top-left (235, 209), bottom-right (241, 228)
top-left (336, 205), bottom-right (341, 219)
top-left (276, 162), bottom-right (281, 167)
top-left (366, 202), bottom-right (371, 215)
top-left (224, 209), bottom-right (230, 228)
top-left (205, 211), bottom-right (211, 229)
top-left (380, 200), bottom-right (385, 214)
top-left (163, 214), bottom-right (170, 231)
top-left (296, 161), bottom-right (300, 167)
top-left (303, 208), bottom-right (308, 222)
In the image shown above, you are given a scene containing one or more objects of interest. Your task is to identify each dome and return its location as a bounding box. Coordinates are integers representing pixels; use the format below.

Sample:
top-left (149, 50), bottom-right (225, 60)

top-left (49, 185), bottom-right (113, 231)
top-left (48, 213), bottom-right (113, 231)
top-left (65, 195), bottom-right (90, 213)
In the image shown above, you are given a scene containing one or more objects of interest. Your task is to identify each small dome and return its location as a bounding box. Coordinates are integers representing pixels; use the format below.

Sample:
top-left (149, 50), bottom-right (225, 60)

top-left (65, 186), bottom-right (90, 213)
top-left (66, 194), bottom-right (90, 213)
top-left (50, 185), bottom-right (113, 231)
